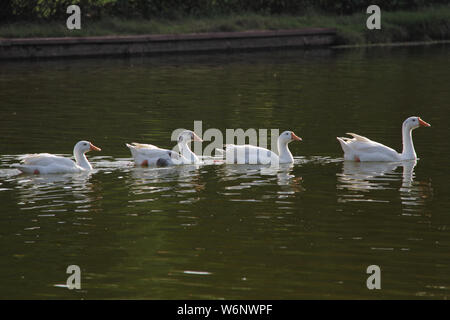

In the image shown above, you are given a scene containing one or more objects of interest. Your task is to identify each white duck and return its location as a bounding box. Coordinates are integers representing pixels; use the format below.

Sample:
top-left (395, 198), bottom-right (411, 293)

top-left (126, 130), bottom-right (203, 167)
top-left (221, 130), bottom-right (302, 164)
top-left (337, 116), bottom-right (431, 162)
top-left (11, 140), bottom-right (101, 174)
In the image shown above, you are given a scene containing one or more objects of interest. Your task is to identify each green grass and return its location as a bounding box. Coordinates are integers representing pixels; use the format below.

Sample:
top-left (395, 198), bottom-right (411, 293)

top-left (0, 5), bottom-right (449, 45)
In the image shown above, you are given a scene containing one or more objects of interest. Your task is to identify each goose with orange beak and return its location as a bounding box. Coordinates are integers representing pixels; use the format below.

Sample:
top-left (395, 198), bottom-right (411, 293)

top-left (337, 116), bottom-right (431, 162)
top-left (126, 130), bottom-right (203, 167)
top-left (221, 130), bottom-right (302, 165)
top-left (11, 140), bottom-right (102, 174)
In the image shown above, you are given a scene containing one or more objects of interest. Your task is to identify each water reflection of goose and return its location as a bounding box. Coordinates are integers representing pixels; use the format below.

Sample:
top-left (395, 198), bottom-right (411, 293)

top-left (338, 160), bottom-right (416, 192)
top-left (276, 164), bottom-right (304, 193)
top-left (12, 171), bottom-right (98, 212)
top-left (219, 163), bottom-right (303, 192)
top-left (336, 160), bottom-right (433, 208)
top-left (127, 164), bottom-right (203, 195)
top-left (399, 160), bottom-right (416, 190)
top-left (398, 160), bottom-right (433, 211)
top-left (129, 164), bottom-right (201, 181)
top-left (126, 164), bottom-right (206, 207)
top-left (220, 163), bottom-right (292, 178)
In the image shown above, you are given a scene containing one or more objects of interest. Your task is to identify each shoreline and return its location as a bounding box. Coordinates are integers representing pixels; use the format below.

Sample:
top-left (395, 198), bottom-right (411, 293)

top-left (0, 28), bottom-right (337, 60)
top-left (332, 39), bottom-right (450, 49)
top-left (1, 5), bottom-right (448, 59)
top-left (0, 31), bottom-right (448, 61)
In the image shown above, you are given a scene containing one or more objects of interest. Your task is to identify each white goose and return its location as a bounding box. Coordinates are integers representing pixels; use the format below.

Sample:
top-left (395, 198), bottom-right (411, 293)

top-left (221, 130), bottom-right (302, 164)
top-left (126, 130), bottom-right (203, 167)
top-left (11, 140), bottom-right (101, 174)
top-left (337, 116), bottom-right (431, 162)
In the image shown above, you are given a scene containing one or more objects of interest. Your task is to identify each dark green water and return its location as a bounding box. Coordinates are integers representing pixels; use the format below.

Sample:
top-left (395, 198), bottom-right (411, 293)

top-left (0, 44), bottom-right (449, 299)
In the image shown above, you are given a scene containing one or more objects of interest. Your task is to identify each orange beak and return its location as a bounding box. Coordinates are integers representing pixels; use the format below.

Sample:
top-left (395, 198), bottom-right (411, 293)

top-left (89, 143), bottom-right (101, 151)
top-left (291, 132), bottom-right (302, 141)
top-left (418, 118), bottom-right (431, 127)
top-left (192, 133), bottom-right (203, 142)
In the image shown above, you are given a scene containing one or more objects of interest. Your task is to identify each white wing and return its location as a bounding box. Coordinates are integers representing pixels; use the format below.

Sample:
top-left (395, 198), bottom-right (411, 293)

top-left (21, 153), bottom-right (76, 168)
top-left (337, 133), bottom-right (400, 161)
top-left (128, 142), bottom-right (159, 150)
top-left (126, 143), bottom-right (182, 166)
top-left (12, 153), bottom-right (80, 173)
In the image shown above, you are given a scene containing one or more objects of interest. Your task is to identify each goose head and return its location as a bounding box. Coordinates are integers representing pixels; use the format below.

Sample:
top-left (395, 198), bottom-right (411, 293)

top-left (178, 130), bottom-right (203, 144)
top-left (403, 116), bottom-right (431, 130)
top-left (177, 130), bottom-right (202, 164)
top-left (279, 130), bottom-right (302, 144)
top-left (74, 140), bottom-right (102, 154)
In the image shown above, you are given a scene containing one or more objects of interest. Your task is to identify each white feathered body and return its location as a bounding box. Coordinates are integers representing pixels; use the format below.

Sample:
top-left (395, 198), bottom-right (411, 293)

top-left (337, 133), bottom-right (401, 162)
top-left (126, 143), bottom-right (196, 166)
top-left (223, 144), bottom-right (282, 164)
top-left (11, 153), bottom-right (86, 174)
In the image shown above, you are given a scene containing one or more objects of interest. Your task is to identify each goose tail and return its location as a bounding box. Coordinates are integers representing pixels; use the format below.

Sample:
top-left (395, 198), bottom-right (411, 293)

top-left (125, 143), bottom-right (138, 158)
top-left (336, 137), bottom-right (351, 154)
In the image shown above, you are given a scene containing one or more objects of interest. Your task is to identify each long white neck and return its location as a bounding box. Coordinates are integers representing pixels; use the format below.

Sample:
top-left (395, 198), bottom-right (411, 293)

top-left (178, 141), bottom-right (199, 163)
top-left (74, 149), bottom-right (92, 170)
top-left (401, 125), bottom-right (416, 160)
top-left (277, 139), bottom-right (294, 163)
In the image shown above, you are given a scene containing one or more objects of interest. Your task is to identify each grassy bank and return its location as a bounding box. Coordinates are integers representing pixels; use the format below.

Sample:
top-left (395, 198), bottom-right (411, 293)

top-left (0, 5), bottom-right (449, 45)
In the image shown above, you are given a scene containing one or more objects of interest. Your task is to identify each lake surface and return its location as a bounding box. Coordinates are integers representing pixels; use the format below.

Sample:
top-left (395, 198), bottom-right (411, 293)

top-left (0, 44), bottom-right (449, 299)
